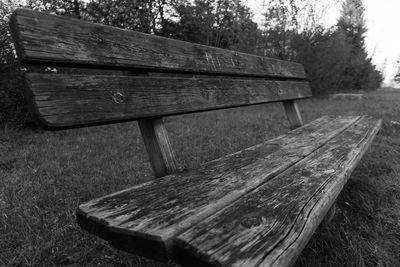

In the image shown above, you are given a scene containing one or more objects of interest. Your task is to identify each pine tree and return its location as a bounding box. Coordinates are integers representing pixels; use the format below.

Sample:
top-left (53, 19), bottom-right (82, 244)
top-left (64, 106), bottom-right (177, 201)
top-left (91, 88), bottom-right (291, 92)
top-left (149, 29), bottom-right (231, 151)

top-left (337, 0), bottom-right (382, 91)
top-left (337, 0), bottom-right (366, 45)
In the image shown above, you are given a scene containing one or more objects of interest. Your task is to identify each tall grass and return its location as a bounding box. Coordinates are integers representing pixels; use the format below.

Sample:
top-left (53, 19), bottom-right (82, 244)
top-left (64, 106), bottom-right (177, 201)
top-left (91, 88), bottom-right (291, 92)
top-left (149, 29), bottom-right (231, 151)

top-left (1, 89), bottom-right (400, 266)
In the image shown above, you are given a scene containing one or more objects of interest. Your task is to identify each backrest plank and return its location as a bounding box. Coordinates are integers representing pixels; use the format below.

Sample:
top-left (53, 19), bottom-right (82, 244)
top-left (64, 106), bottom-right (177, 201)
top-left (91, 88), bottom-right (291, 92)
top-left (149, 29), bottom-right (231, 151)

top-left (10, 8), bottom-right (306, 79)
top-left (25, 74), bottom-right (312, 129)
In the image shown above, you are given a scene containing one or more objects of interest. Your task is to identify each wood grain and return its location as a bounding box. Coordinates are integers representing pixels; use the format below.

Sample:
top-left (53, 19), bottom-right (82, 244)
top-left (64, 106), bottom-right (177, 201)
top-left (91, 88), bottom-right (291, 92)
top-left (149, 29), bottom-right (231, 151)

top-left (173, 116), bottom-right (382, 267)
top-left (76, 116), bottom-right (359, 261)
top-left (138, 118), bottom-right (180, 177)
top-left (25, 74), bottom-right (311, 129)
top-left (10, 8), bottom-right (305, 78)
top-left (320, 202), bottom-right (337, 228)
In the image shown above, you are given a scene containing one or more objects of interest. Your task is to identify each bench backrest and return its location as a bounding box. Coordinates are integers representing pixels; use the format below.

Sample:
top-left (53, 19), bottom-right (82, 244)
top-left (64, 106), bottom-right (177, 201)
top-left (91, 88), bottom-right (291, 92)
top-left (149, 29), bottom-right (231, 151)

top-left (10, 8), bottom-right (311, 176)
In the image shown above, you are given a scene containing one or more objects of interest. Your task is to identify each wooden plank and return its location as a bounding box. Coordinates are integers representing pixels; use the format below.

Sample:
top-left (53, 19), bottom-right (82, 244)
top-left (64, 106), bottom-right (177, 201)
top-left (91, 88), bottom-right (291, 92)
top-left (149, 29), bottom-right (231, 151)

top-left (283, 100), bottom-right (303, 129)
top-left (76, 116), bottom-right (359, 261)
top-left (173, 116), bottom-right (382, 267)
top-left (320, 202), bottom-right (337, 228)
top-left (138, 118), bottom-right (180, 177)
top-left (10, 9), bottom-right (306, 78)
top-left (24, 74), bottom-right (312, 129)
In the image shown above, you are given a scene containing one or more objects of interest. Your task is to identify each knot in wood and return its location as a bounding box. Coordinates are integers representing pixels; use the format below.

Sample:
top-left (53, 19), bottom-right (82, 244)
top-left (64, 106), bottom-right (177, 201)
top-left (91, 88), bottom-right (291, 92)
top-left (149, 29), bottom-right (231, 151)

top-left (112, 92), bottom-right (124, 104)
top-left (241, 214), bottom-right (262, 228)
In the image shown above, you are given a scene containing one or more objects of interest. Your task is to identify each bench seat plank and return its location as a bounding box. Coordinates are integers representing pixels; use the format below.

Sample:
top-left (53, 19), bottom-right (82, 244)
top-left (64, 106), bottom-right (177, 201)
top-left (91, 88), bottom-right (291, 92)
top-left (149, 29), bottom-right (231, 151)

top-left (174, 116), bottom-right (382, 267)
top-left (25, 74), bottom-right (311, 129)
top-left (77, 116), bottom-right (359, 261)
top-left (11, 8), bottom-right (305, 78)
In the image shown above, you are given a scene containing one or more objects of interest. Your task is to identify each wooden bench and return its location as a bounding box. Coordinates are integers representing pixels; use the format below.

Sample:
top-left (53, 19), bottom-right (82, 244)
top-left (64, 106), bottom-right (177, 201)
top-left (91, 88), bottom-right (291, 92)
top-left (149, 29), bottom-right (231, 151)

top-left (10, 9), bottom-right (382, 267)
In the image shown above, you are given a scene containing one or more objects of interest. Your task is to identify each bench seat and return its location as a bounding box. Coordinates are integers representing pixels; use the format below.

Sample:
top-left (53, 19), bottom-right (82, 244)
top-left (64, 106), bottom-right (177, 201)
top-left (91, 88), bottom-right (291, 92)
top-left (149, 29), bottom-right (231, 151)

top-left (77, 115), bottom-right (381, 266)
top-left (10, 9), bottom-right (382, 266)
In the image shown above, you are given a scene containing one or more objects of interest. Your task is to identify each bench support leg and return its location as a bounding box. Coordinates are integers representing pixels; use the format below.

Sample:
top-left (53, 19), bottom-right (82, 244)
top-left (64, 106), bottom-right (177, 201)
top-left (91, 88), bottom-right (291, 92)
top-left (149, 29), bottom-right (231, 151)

top-left (138, 117), bottom-right (180, 178)
top-left (283, 100), bottom-right (303, 129)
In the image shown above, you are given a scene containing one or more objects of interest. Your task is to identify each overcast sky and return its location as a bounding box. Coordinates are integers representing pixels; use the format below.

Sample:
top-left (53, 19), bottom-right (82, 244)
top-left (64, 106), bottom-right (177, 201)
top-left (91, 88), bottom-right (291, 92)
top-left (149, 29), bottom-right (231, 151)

top-left (247, 0), bottom-right (400, 85)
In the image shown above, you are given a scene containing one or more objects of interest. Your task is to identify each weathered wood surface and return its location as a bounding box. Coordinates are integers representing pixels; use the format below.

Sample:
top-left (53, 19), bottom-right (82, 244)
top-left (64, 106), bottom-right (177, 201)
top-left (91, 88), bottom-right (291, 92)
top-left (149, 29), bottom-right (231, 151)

top-left (77, 116), bottom-right (359, 261)
top-left (282, 100), bottom-right (303, 129)
top-left (174, 116), bottom-right (382, 267)
top-left (138, 118), bottom-right (180, 177)
top-left (320, 202), bottom-right (337, 228)
top-left (25, 74), bottom-right (311, 129)
top-left (10, 9), bottom-right (305, 78)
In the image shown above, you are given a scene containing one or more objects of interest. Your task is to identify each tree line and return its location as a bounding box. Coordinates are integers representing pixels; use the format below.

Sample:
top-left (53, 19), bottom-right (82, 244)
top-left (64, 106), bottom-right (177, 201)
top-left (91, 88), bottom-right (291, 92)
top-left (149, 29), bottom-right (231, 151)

top-left (0, 0), bottom-right (383, 126)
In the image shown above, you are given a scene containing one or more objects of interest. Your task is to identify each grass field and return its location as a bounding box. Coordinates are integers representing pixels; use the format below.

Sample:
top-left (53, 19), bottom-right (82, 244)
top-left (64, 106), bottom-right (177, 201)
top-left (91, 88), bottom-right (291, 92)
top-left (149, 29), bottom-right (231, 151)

top-left (1, 89), bottom-right (400, 266)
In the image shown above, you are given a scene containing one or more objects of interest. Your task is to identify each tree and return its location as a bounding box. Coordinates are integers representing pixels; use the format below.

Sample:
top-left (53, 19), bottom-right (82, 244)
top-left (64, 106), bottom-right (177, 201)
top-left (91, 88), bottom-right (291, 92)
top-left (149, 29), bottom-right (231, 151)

top-left (336, 0), bottom-right (382, 91)
top-left (395, 63), bottom-right (400, 83)
top-left (161, 0), bottom-right (258, 53)
top-left (85, 0), bottom-right (181, 34)
top-left (25, 0), bottom-right (86, 17)
top-left (260, 0), bottom-right (331, 59)
top-left (261, 0), bottom-right (299, 59)
top-left (291, 29), bottom-right (352, 95)
top-left (337, 0), bottom-right (366, 47)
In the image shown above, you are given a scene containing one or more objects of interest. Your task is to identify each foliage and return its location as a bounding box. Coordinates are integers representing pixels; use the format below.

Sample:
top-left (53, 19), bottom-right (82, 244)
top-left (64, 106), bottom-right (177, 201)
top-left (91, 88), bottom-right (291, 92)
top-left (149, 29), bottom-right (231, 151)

top-left (164, 0), bottom-right (259, 53)
top-left (85, 0), bottom-right (180, 34)
top-left (260, 0), bottom-right (382, 94)
top-left (260, 0), bottom-right (300, 59)
top-left (291, 29), bottom-right (352, 95)
top-left (395, 71), bottom-right (400, 83)
top-left (0, 0), bottom-right (28, 126)
top-left (26, 0), bottom-right (86, 16)
top-left (336, 0), bottom-right (383, 91)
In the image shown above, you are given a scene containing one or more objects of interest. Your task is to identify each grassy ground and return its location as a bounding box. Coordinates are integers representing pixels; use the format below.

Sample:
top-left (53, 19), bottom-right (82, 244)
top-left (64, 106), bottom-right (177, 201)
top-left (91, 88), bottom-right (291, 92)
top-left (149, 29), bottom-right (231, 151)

top-left (1, 89), bottom-right (400, 266)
